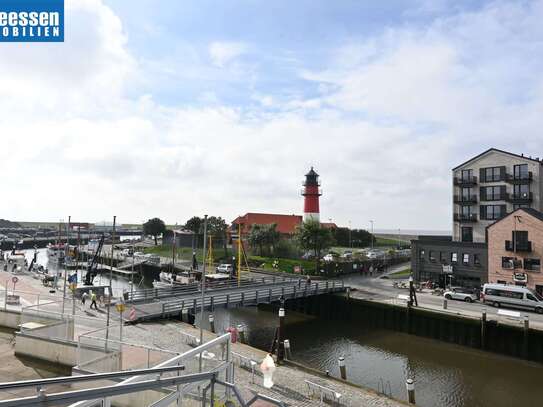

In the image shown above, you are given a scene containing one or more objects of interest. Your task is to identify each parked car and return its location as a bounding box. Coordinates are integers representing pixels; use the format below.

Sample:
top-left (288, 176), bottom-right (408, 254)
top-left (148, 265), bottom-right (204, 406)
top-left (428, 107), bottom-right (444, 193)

top-left (482, 283), bottom-right (543, 314)
top-left (444, 287), bottom-right (477, 303)
top-left (341, 251), bottom-right (353, 259)
top-left (216, 264), bottom-right (233, 274)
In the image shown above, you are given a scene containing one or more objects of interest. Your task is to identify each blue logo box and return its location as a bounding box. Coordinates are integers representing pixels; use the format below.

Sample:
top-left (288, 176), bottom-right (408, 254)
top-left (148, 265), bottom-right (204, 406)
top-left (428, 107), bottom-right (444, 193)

top-left (0, 0), bottom-right (64, 42)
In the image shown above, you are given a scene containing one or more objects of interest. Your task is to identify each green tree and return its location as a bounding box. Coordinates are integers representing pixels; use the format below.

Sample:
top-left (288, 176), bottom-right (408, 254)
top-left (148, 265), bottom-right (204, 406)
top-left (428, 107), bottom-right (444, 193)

top-left (207, 216), bottom-right (228, 257)
top-left (143, 218), bottom-right (166, 246)
top-left (184, 216), bottom-right (203, 248)
top-left (264, 223), bottom-right (280, 254)
top-left (248, 224), bottom-right (266, 255)
top-left (295, 219), bottom-right (334, 274)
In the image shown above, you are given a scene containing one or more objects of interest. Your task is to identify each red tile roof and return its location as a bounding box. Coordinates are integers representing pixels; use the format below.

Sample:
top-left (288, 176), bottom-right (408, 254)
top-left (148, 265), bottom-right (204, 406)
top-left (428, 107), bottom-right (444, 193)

top-left (231, 213), bottom-right (303, 235)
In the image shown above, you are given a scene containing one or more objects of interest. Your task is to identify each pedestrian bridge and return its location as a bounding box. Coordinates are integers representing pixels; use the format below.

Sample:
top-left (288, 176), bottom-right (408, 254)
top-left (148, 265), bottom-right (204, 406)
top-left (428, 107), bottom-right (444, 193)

top-left (126, 277), bottom-right (347, 322)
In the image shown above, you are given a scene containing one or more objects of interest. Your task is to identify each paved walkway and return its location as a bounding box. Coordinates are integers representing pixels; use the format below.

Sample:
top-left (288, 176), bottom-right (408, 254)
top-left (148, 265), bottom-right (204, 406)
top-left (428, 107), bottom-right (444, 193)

top-left (109, 321), bottom-right (406, 407)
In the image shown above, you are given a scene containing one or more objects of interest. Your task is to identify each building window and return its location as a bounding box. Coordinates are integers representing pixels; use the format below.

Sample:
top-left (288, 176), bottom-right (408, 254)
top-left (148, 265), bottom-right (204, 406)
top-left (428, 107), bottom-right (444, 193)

top-left (474, 254), bottom-right (481, 266)
top-left (513, 204), bottom-right (530, 210)
top-left (461, 206), bottom-right (473, 216)
top-left (482, 186), bottom-right (503, 201)
top-left (482, 205), bottom-right (504, 220)
top-left (451, 252), bottom-right (458, 263)
top-left (513, 184), bottom-right (529, 199)
top-left (461, 187), bottom-right (473, 200)
top-left (512, 230), bottom-right (529, 247)
top-left (461, 227), bottom-right (473, 243)
top-left (514, 164), bottom-right (528, 180)
top-left (502, 257), bottom-right (522, 269)
top-left (463, 253), bottom-right (470, 265)
top-left (484, 167), bottom-right (501, 182)
top-left (524, 258), bottom-right (540, 272)
top-left (461, 169), bottom-right (473, 181)
top-left (429, 251), bottom-right (436, 262)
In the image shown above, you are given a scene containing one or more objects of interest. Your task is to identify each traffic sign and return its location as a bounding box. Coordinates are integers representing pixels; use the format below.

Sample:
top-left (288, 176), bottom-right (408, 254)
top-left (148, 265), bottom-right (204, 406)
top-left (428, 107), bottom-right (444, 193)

top-left (11, 276), bottom-right (18, 284)
top-left (116, 302), bottom-right (126, 313)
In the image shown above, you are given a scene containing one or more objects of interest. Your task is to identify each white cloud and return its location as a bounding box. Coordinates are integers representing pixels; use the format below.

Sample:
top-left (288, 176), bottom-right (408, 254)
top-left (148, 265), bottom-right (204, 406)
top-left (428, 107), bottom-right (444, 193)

top-left (208, 41), bottom-right (248, 68)
top-left (2, 1), bottom-right (543, 232)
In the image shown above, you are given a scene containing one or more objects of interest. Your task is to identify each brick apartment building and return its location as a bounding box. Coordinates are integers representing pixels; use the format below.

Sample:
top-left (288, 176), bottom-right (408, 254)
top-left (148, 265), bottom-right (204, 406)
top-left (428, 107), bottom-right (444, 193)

top-left (487, 207), bottom-right (543, 294)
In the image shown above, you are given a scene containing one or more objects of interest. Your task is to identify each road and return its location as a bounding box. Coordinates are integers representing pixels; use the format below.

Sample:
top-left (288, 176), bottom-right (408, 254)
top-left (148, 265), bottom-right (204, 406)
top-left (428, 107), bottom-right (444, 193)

top-left (341, 262), bottom-right (543, 330)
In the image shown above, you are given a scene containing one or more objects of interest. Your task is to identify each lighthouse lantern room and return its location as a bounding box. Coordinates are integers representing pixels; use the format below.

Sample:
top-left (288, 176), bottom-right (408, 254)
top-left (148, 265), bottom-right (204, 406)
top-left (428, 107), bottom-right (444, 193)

top-left (302, 167), bottom-right (322, 222)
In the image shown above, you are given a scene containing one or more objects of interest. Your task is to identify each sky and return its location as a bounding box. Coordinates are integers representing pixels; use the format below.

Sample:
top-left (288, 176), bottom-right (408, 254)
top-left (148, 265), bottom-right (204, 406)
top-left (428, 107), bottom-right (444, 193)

top-left (1, 0), bottom-right (543, 231)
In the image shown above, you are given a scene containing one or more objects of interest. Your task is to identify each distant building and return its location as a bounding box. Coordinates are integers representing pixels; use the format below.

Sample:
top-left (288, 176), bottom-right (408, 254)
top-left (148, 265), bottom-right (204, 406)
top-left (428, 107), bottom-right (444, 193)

top-left (230, 213), bottom-right (303, 239)
top-left (487, 207), bottom-right (543, 294)
top-left (412, 148), bottom-right (543, 288)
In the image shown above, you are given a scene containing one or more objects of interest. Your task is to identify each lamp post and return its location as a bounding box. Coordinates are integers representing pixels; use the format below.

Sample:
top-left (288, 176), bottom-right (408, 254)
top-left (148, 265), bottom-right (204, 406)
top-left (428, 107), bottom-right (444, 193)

top-left (199, 215), bottom-right (208, 373)
top-left (348, 220), bottom-right (352, 249)
top-left (370, 220), bottom-right (374, 250)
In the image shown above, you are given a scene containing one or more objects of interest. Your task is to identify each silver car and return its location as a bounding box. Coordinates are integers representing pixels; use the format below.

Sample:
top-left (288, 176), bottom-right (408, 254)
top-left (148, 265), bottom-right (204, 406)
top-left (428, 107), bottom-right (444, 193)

top-left (444, 287), bottom-right (477, 303)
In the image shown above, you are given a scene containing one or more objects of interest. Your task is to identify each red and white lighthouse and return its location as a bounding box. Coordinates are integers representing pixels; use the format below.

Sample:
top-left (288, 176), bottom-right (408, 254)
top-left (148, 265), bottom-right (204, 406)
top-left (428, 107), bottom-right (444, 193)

top-left (302, 167), bottom-right (322, 222)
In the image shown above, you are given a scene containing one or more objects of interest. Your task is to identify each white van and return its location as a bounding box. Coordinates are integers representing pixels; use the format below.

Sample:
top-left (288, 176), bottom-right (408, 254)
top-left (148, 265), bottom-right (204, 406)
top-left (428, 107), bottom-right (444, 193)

top-left (482, 283), bottom-right (543, 314)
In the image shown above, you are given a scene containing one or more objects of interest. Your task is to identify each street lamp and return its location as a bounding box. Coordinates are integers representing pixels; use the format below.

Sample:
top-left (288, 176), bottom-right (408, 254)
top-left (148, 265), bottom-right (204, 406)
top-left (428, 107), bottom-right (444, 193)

top-left (369, 220), bottom-right (374, 250)
top-left (348, 220), bottom-right (352, 249)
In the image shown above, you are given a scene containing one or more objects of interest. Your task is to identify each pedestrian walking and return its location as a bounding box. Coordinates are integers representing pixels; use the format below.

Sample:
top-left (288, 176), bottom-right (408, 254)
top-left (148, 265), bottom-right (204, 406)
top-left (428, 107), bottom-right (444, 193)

top-left (81, 291), bottom-right (89, 306)
top-left (90, 291), bottom-right (98, 310)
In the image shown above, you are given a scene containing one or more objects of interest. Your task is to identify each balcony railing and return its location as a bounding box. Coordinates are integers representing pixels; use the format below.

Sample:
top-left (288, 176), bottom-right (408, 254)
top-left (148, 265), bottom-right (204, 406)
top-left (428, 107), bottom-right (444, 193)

top-left (454, 213), bottom-right (477, 222)
top-left (505, 240), bottom-right (532, 252)
top-left (453, 195), bottom-right (477, 204)
top-left (454, 176), bottom-right (477, 187)
top-left (505, 172), bottom-right (533, 184)
top-left (506, 192), bottom-right (533, 204)
top-left (480, 193), bottom-right (506, 202)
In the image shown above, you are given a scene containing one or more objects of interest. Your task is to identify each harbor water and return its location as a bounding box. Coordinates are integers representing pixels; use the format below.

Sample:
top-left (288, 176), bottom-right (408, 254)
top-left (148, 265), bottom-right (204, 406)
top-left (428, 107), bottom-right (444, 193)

top-left (195, 306), bottom-right (543, 407)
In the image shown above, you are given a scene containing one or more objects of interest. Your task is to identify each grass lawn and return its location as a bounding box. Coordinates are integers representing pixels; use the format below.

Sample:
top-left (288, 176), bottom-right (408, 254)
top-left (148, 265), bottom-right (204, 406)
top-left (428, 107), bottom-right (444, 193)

top-left (249, 255), bottom-right (315, 274)
top-left (387, 268), bottom-right (412, 279)
top-left (143, 245), bottom-right (232, 263)
top-left (144, 245), bottom-right (317, 274)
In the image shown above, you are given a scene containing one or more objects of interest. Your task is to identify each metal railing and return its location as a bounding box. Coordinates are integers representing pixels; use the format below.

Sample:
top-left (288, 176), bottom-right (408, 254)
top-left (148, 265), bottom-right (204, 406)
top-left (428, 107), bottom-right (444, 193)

top-left (126, 276), bottom-right (296, 302)
top-left (158, 280), bottom-right (345, 317)
top-left (305, 380), bottom-right (343, 406)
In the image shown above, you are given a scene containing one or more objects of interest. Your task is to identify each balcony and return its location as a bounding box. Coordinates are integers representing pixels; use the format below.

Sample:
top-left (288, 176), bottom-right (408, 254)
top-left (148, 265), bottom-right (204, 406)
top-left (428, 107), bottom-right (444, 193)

top-left (505, 172), bottom-right (533, 184)
top-left (454, 176), bottom-right (477, 187)
top-left (453, 195), bottom-right (477, 205)
top-left (505, 240), bottom-right (532, 252)
top-left (480, 193), bottom-right (506, 202)
top-left (454, 213), bottom-right (477, 222)
top-left (506, 192), bottom-right (533, 204)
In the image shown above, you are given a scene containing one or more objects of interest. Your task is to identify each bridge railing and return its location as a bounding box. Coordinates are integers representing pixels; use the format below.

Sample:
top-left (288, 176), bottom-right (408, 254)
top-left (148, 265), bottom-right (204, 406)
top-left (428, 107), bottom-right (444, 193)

top-left (126, 275), bottom-right (296, 302)
top-left (160, 280), bottom-right (345, 316)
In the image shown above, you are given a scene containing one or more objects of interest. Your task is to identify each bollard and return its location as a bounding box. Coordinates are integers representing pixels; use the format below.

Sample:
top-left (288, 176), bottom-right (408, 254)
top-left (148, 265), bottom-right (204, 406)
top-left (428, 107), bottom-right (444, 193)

top-left (277, 307), bottom-right (285, 362)
top-left (237, 324), bottom-right (245, 344)
top-left (523, 315), bottom-right (529, 359)
top-left (443, 298), bottom-right (448, 310)
top-left (209, 314), bottom-right (215, 333)
top-left (338, 356), bottom-right (347, 380)
top-left (406, 378), bottom-right (416, 404)
top-left (480, 309), bottom-right (487, 349)
top-left (284, 339), bottom-right (292, 360)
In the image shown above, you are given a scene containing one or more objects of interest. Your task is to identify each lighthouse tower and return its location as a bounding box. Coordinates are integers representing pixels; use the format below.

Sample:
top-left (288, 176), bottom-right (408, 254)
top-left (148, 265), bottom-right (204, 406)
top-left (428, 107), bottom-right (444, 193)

top-left (302, 167), bottom-right (322, 222)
